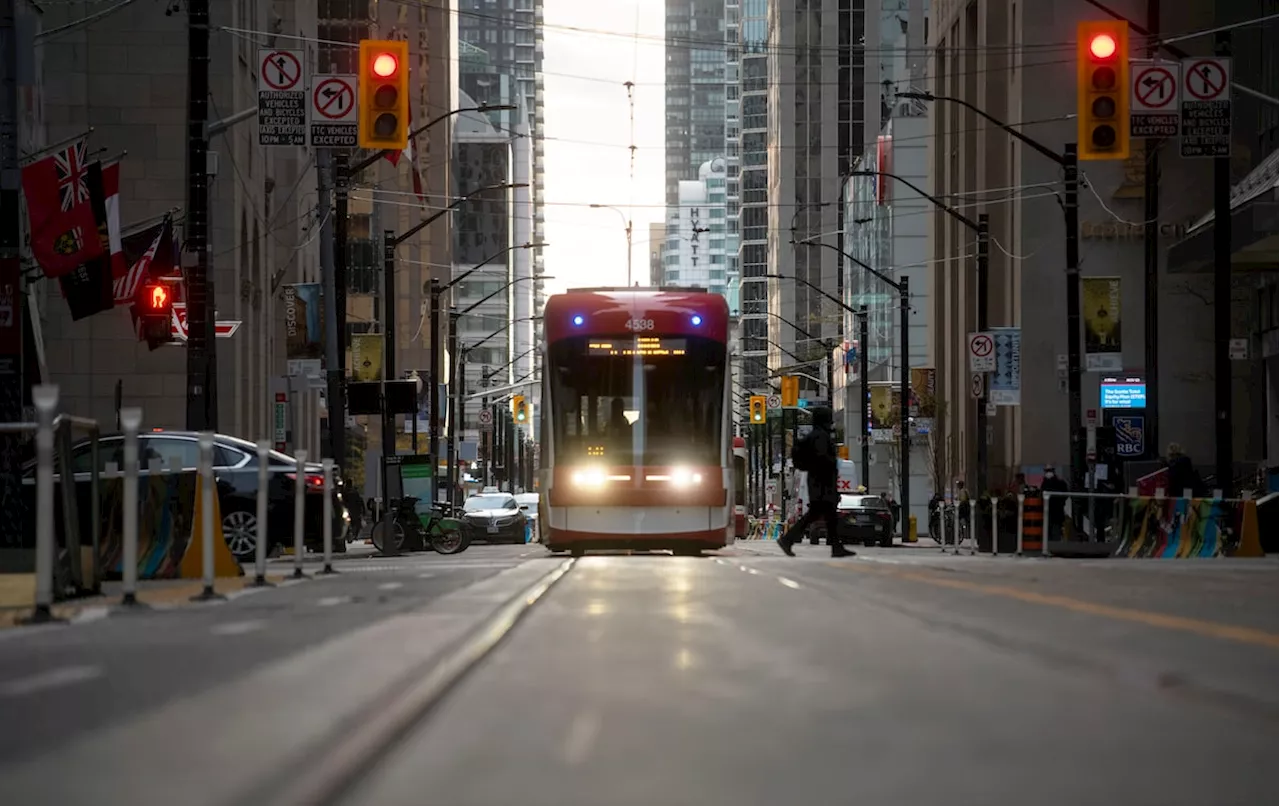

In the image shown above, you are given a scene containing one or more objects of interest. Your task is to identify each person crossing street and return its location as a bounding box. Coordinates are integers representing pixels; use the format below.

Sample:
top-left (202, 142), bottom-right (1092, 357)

top-left (777, 406), bottom-right (854, 558)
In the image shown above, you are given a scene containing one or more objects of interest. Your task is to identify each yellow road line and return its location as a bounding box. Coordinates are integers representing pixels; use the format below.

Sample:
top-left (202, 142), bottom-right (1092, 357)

top-left (826, 561), bottom-right (1278, 648)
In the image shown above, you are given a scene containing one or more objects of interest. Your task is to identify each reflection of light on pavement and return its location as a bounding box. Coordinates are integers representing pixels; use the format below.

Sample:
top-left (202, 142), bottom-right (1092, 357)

top-left (667, 577), bottom-right (692, 594)
top-left (675, 648), bottom-right (695, 670)
top-left (587, 600), bottom-right (609, 616)
top-left (669, 603), bottom-right (691, 623)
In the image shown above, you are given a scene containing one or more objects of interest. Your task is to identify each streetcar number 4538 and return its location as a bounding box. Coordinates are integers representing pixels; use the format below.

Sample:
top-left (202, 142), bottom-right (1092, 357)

top-left (625, 318), bottom-right (655, 331)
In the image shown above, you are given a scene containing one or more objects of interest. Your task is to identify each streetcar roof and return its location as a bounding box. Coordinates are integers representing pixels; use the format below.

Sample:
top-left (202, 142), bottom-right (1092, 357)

top-left (543, 288), bottom-right (729, 343)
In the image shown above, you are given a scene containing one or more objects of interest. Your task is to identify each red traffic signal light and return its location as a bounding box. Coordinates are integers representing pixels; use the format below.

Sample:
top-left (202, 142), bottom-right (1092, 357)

top-left (1088, 34), bottom-right (1117, 60)
top-left (1077, 20), bottom-right (1130, 160)
top-left (358, 40), bottom-right (409, 150)
top-left (372, 52), bottom-right (398, 78)
top-left (146, 283), bottom-right (169, 311)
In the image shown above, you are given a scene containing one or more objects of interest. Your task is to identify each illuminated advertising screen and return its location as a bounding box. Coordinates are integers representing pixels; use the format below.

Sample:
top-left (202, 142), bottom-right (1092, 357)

top-left (1100, 374), bottom-right (1146, 409)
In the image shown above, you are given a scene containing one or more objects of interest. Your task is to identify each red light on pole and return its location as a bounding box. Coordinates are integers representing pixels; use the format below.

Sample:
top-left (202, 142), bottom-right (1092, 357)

top-left (372, 53), bottom-right (398, 77)
top-left (1089, 34), bottom-right (1117, 59)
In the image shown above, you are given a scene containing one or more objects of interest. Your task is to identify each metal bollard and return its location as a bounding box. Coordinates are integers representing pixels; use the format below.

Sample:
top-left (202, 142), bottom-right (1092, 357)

top-left (320, 459), bottom-right (337, 575)
top-left (1016, 494), bottom-right (1025, 557)
top-left (252, 441), bottom-right (273, 587)
top-left (950, 501), bottom-right (960, 555)
top-left (1040, 491), bottom-right (1051, 558)
top-left (292, 449), bottom-right (308, 579)
top-left (192, 432), bottom-right (224, 601)
top-left (968, 503), bottom-right (977, 555)
top-left (120, 408), bottom-right (144, 607)
top-left (990, 496), bottom-right (999, 557)
top-left (25, 386), bottom-right (61, 624)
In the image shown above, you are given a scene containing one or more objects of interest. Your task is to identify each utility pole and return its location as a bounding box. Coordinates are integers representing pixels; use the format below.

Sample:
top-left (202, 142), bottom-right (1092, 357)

top-left (0, 0), bottom-right (24, 536)
top-left (427, 279), bottom-right (441, 504)
top-left (1212, 31), bottom-right (1233, 495)
top-left (975, 214), bottom-right (990, 494)
top-left (447, 307), bottom-right (459, 506)
top-left (379, 231), bottom-right (398, 554)
top-left (317, 149), bottom-right (340, 464)
top-left (898, 276), bottom-right (911, 531)
top-left (1142, 0), bottom-right (1161, 459)
top-left (185, 0), bottom-right (215, 431)
top-left (625, 219), bottom-right (633, 286)
top-left (1064, 143), bottom-right (1084, 489)
top-left (858, 306), bottom-right (869, 488)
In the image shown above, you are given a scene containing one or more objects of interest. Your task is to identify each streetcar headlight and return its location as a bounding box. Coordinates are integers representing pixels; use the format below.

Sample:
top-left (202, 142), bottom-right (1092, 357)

top-left (670, 467), bottom-right (702, 486)
top-left (571, 468), bottom-right (605, 488)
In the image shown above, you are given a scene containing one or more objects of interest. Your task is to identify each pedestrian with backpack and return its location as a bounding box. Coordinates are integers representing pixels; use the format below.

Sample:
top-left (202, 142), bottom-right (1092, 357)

top-left (778, 406), bottom-right (854, 558)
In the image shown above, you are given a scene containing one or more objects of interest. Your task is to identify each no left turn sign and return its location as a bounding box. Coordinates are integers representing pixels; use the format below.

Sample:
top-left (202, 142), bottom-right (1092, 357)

top-left (313, 77), bottom-right (356, 121)
top-left (968, 332), bottom-right (995, 373)
top-left (1132, 64), bottom-right (1177, 110)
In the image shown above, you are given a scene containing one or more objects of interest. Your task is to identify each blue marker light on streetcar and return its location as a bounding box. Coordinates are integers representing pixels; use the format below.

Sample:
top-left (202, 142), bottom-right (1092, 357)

top-left (571, 314), bottom-right (585, 327)
top-left (690, 314), bottom-right (702, 326)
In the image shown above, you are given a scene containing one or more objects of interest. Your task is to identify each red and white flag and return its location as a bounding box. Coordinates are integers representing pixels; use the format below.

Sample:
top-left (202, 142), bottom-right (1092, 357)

top-left (21, 137), bottom-right (106, 277)
top-left (101, 160), bottom-right (127, 280)
top-left (382, 100), bottom-right (426, 206)
top-left (114, 216), bottom-right (175, 305)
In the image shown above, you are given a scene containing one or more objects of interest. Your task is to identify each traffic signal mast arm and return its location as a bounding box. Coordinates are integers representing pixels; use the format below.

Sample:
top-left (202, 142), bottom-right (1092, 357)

top-left (392, 183), bottom-right (528, 249)
top-left (347, 104), bottom-right (516, 176)
top-left (897, 91), bottom-right (1065, 166)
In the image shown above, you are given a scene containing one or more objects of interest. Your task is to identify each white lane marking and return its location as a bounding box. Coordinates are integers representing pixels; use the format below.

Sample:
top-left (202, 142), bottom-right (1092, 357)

top-left (713, 558), bottom-right (727, 565)
top-left (562, 711), bottom-right (601, 766)
top-left (377, 582), bottom-right (404, 591)
top-left (417, 573), bottom-right (435, 579)
top-left (738, 565), bottom-right (760, 575)
top-left (0, 665), bottom-right (104, 697)
top-left (225, 586), bottom-right (270, 602)
top-left (210, 620), bottom-right (267, 636)
top-left (316, 596), bottom-right (352, 607)
top-left (71, 606), bottom-right (111, 624)
top-left (778, 577), bottom-right (801, 589)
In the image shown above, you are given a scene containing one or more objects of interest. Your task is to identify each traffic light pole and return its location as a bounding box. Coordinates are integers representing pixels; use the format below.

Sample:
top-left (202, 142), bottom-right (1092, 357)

top-left (975, 214), bottom-right (990, 495)
top-left (317, 149), bottom-right (341, 467)
top-left (0, 0), bottom-right (24, 541)
top-left (858, 306), bottom-right (869, 489)
top-left (184, 0), bottom-right (215, 432)
top-left (1212, 31), bottom-right (1233, 495)
top-left (1142, 0), bottom-right (1161, 459)
top-left (380, 231), bottom-right (398, 556)
top-left (330, 152), bottom-right (350, 469)
top-left (1064, 143), bottom-right (1085, 489)
top-left (428, 278), bottom-right (441, 505)
top-left (447, 305), bottom-right (459, 507)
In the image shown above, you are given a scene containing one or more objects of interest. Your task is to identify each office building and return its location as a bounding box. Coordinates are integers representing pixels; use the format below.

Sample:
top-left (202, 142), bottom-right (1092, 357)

top-left (737, 0), bottom-right (769, 391)
top-left (765, 0), bottom-right (866, 400)
top-left (667, 159), bottom-right (733, 297)
top-left (665, 0), bottom-right (727, 206)
top-left (925, 0), bottom-right (1277, 484)
top-left (648, 222), bottom-right (667, 286)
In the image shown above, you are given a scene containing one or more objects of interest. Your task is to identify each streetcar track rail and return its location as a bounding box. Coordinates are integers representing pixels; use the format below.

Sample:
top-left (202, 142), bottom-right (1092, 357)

top-left (246, 558), bottom-right (576, 806)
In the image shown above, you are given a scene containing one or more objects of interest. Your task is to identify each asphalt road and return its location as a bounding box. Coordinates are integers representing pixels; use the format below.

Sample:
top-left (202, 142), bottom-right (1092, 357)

top-left (0, 543), bottom-right (538, 766)
top-left (0, 541), bottom-right (1274, 806)
top-left (342, 544), bottom-right (1277, 806)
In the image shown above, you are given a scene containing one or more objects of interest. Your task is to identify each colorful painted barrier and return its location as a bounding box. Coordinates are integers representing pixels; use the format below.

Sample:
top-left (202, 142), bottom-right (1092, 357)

top-left (1112, 496), bottom-right (1264, 558)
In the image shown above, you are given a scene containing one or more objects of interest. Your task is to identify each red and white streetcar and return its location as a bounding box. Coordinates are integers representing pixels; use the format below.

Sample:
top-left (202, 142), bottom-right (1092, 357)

top-left (538, 287), bottom-right (733, 555)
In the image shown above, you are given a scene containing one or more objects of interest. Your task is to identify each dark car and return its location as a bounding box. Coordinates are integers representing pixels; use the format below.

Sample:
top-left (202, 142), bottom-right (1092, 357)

top-left (460, 493), bottom-right (527, 543)
top-left (28, 431), bottom-right (348, 562)
top-left (837, 494), bottom-right (894, 547)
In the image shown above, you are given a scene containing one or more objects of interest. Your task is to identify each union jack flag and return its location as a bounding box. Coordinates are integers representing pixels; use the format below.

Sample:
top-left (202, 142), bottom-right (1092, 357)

top-left (54, 140), bottom-right (90, 212)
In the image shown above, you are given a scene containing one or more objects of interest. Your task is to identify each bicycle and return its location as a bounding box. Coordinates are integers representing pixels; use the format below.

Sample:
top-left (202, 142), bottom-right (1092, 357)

top-left (370, 496), bottom-right (471, 555)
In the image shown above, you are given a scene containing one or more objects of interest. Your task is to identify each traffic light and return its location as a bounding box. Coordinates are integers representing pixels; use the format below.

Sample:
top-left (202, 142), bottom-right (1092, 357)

top-left (137, 280), bottom-right (173, 348)
top-left (780, 376), bottom-right (800, 408)
top-left (358, 39), bottom-right (410, 151)
top-left (1077, 20), bottom-right (1130, 161)
top-left (749, 395), bottom-right (766, 424)
top-left (512, 395), bottom-right (529, 424)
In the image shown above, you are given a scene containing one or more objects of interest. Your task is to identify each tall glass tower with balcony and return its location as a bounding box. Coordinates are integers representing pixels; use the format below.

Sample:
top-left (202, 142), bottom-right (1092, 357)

top-left (736, 0), bottom-right (768, 391)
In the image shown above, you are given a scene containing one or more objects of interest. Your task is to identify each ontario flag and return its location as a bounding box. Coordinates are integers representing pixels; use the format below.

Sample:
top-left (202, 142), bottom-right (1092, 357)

top-left (382, 99), bottom-right (426, 206)
top-left (21, 137), bottom-right (107, 278)
top-left (57, 160), bottom-right (115, 321)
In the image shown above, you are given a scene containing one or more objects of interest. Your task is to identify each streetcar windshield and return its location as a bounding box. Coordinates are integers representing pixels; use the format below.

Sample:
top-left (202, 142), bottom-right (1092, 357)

top-left (547, 334), bottom-right (726, 466)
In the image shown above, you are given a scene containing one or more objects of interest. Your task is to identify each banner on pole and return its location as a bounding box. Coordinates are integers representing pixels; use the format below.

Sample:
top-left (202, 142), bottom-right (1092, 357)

top-left (1082, 276), bottom-right (1123, 371)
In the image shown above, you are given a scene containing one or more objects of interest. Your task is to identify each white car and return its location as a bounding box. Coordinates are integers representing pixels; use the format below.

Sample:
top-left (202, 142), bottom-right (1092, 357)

top-left (515, 492), bottom-right (541, 542)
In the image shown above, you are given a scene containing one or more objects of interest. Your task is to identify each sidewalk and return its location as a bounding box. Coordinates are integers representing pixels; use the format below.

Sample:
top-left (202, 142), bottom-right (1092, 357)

top-left (0, 572), bottom-right (288, 630)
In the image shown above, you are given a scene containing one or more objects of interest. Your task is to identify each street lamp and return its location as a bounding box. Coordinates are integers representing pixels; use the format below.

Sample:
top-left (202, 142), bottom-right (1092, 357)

top-left (328, 104), bottom-right (519, 468)
top-left (848, 168), bottom-right (991, 494)
top-left (590, 204), bottom-right (634, 286)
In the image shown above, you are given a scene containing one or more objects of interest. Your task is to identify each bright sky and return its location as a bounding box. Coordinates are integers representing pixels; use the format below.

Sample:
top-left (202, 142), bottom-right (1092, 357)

top-left (539, 0), bottom-right (665, 296)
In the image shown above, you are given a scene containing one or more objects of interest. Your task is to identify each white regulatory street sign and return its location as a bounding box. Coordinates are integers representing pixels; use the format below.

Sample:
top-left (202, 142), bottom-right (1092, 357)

top-left (968, 332), bottom-right (995, 373)
top-left (258, 49), bottom-right (307, 147)
top-left (969, 373), bottom-right (985, 400)
top-left (1130, 59), bottom-right (1179, 138)
top-left (1179, 57), bottom-right (1231, 158)
top-left (766, 394), bottom-right (781, 409)
top-left (310, 74), bottom-right (358, 148)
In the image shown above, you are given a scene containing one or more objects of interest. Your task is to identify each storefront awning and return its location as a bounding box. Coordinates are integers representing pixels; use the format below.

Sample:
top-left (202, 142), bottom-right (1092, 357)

top-left (1166, 149), bottom-right (1278, 273)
